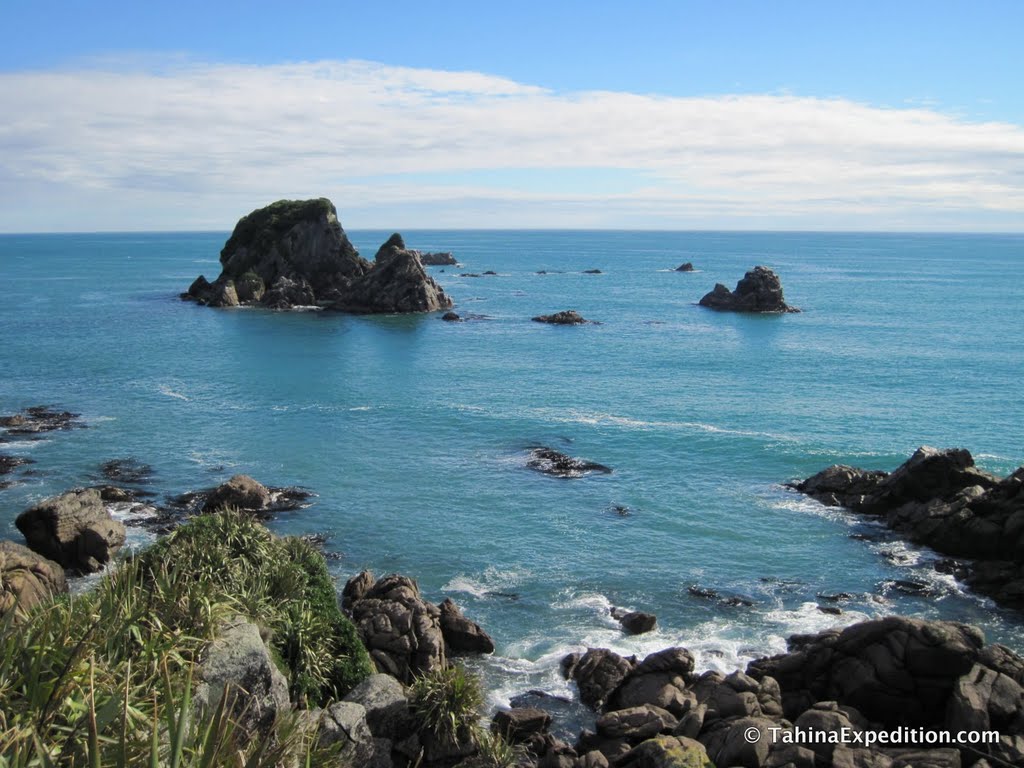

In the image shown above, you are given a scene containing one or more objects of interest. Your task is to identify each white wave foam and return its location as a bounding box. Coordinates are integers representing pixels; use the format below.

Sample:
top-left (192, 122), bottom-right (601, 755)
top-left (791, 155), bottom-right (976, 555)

top-left (443, 566), bottom-right (528, 599)
top-left (349, 406), bottom-right (373, 412)
top-left (157, 384), bottom-right (189, 401)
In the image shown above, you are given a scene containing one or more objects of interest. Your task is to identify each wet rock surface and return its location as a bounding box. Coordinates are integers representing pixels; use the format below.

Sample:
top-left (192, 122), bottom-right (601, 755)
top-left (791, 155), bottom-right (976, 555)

top-left (532, 310), bottom-right (593, 325)
top-left (791, 446), bottom-right (1024, 608)
top-left (0, 406), bottom-right (85, 437)
top-left (15, 487), bottom-right (126, 572)
top-left (526, 447), bottom-right (612, 478)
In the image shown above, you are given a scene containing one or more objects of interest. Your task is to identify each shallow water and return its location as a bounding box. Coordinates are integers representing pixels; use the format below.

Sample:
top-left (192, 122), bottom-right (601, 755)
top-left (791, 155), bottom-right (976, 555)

top-left (2, 229), bottom-right (1023, 716)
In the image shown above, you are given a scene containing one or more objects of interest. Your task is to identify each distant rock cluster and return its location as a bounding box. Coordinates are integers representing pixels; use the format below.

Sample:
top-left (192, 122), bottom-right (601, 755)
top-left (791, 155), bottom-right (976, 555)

top-left (183, 199), bottom-right (452, 314)
top-left (699, 265), bottom-right (799, 313)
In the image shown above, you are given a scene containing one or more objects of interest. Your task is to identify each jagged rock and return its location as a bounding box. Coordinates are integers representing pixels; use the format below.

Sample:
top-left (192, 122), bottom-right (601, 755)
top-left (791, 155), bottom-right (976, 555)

top-left (260, 276), bottom-right (316, 309)
top-left (414, 250), bottom-right (458, 266)
top-left (675, 263), bottom-right (695, 272)
top-left (0, 540), bottom-right (67, 617)
top-left (748, 616), bottom-right (985, 726)
top-left (532, 310), bottom-right (591, 325)
top-left (596, 704), bottom-right (677, 742)
top-left (616, 735), bottom-right (713, 768)
top-left (202, 474), bottom-right (272, 514)
top-left (309, 701), bottom-right (382, 767)
top-left (331, 233), bottom-right (453, 314)
top-left (791, 448), bottom-right (1024, 608)
top-left (492, 707), bottom-right (552, 743)
top-left (342, 569), bottom-right (376, 610)
top-left (342, 673), bottom-right (413, 741)
top-left (0, 406), bottom-right (84, 435)
top-left (701, 715), bottom-right (777, 768)
top-left (563, 648), bottom-right (636, 711)
top-left (526, 447), bottom-right (612, 478)
top-left (15, 488), bottom-right (126, 572)
top-left (619, 611), bottom-right (657, 635)
top-left (439, 597), bottom-right (495, 654)
top-left (610, 648), bottom-right (695, 716)
top-left (698, 266), bottom-right (799, 313)
top-left (946, 662), bottom-right (1024, 765)
top-left (0, 454), bottom-right (32, 475)
top-left (194, 616), bottom-right (290, 741)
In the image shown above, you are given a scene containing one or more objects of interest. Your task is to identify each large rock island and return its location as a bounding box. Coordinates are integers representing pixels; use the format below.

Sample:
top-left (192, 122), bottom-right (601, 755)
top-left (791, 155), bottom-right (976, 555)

top-left (699, 266), bottom-right (799, 313)
top-left (183, 199), bottom-right (452, 313)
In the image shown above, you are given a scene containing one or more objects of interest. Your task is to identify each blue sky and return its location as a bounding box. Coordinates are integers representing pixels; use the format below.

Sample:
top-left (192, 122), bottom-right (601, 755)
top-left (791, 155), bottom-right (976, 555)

top-left (2, 1), bottom-right (1023, 231)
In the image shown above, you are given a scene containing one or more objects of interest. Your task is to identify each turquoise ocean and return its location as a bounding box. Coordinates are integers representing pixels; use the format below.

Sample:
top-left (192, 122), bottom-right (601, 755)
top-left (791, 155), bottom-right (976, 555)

top-left (2, 230), bottom-right (1023, 719)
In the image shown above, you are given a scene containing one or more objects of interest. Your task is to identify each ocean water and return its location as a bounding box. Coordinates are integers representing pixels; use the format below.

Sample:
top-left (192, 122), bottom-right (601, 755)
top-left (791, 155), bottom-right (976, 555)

top-left (2, 229), bottom-right (1023, 720)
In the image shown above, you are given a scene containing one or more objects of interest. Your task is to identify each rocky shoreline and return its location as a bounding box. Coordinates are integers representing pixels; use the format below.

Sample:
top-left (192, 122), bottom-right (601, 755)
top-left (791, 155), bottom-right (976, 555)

top-left (3, 415), bottom-right (1024, 766)
top-left (791, 446), bottom-right (1024, 610)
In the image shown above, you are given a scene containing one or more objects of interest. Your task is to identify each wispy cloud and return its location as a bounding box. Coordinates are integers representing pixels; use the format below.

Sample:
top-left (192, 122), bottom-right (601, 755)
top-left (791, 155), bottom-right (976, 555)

top-left (1, 59), bottom-right (1022, 231)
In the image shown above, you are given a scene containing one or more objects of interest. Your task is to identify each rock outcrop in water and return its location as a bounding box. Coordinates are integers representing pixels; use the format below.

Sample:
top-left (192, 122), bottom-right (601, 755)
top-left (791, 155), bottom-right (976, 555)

top-left (526, 447), bottom-right (612, 478)
top-left (15, 488), bottom-right (126, 572)
top-left (699, 266), bottom-right (799, 313)
top-left (341, 571), bottom-right (493, 684)
top-left (413, 250), bottom-right (458, 266)
top-left (548, 616), bottom-right (1024, 768)
top-left (183, 200), bottom-right (452, 313)
top-left (531, 310), bottom-right (592, 325)
top-left (792, 446), bottom-right (1024, 609)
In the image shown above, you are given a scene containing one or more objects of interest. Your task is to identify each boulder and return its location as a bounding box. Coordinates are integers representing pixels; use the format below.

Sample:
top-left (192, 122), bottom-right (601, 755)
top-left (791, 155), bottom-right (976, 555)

top-left (15, 488), bottom-right (126, 572)
top-left (441, 311), bottom-right (461, 322)
top-left (596, 704), bottom-right (677, 742)
top-left (439, 597), bottom-right (495, 654)
top-left (562, 648), bottom-right (636, 711)
top-left (201, 474), bottom-right (272, 514)
top-left (532, 310), bottom-right (591, 325)
top-left (675, 263), bottom-right (694, 272)
top-left (526, 447), bottom-right (612, 478)
top-left (331, 233), bottom-right (453, 314)
top-left (491, 707), bottom-right (552, 743)
top-left (700, 715), bottom-right (777, 768)
top-left (342, 673), bottom-right (413, 741)
top-left (0, 540), bottom-right (67, 617)
top-left (610, 648), bottom-right (696, 716)
top-left (194, 616), bottom-right (290, 741)
top-left (791, 464), bottom-right (887, 509)
top-left (748, 616), bottom-right (985, 726)
top-left (310, 701), bottom-right (382, 767)
top-left (698, 266), bottom-right (799, 313)
top-left (616, 735), bottom-right (714, 768)
top-left (619, 611), bottom-right (658, 635)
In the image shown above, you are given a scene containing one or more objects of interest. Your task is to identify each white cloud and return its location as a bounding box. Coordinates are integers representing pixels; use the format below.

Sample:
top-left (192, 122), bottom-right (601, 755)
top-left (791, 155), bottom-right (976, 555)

top-left (0, 59), bottom-right (1022, 230)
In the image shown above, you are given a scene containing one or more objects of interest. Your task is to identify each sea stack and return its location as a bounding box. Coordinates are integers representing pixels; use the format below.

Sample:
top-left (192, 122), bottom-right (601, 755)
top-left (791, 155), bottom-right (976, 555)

top-left (698, 266), bottom-right (799, 313)
top-left (183, 199), bottom-right (452, 313)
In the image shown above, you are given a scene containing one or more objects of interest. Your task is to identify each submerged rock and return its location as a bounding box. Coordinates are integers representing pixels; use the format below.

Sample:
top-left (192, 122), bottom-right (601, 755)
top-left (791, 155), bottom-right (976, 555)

top-left (441, 311), bottom-right (461, 322)
top-left (526, 447), bottom-right (612, 478)
top-left (0, 406), bottom-right (84, 435)
top-left (532, 310), bottom-right (592, 325)
top-left (183, 201), bottom-right (452, 314)
top-left (675, 262), bottom-right (695, 272)
top-left (698, 266), bottom-right (799, 313)
top-left (15, 488), bottom-right (126, 572)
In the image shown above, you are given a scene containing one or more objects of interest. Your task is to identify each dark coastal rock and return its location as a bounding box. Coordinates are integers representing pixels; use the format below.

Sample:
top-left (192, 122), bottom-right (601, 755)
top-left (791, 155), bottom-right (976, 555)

top-left (687, 585), bottom-right (755, 608)
top-left (331, 233), bottom-right (453, 314)
top-left (438, 597), bottom-right (495, 654)
top-left (616, 735), bottom-right (712, 768)
top-left (202, 474), bottom-right (272, 514)
top-left (562, 648), bottom-right (636, 711)
top-left (791, 447), bottom-right (1024, 608)
top-left (583, 269), bottom-right (603, 274)
top-left (15, 488), bottom-right (126, 572)
top-left (184, 200), bottom-right (452, 314)
top-left (0, 540), bottom-right (68, 617)
top-left (0, 454), bottom-right (33, 475)
top-left (675, 262), bottom-right (695, 272)
top-left (414, 250), bottom-right (458, 266)
top-left (618, 611), bottom-right (658, 635)
top-left (344, 572), bottom-right (491, 684)
top-left (526, 447), bottom-right (612, 478)
top-left (698, 266), bottom-right (799, 313)
top-left (441, 311), bottom-right (461, 322)
top-left (0, 406), bottom-right (84, 435)
top-left (532, 310), bottom-right (591, 325)
top-left (100, 458), bottom-right (154, 485)
top-left (609, 648), bottom-right (695, 716)
top-left (492, 707), bottom-right (552, 744)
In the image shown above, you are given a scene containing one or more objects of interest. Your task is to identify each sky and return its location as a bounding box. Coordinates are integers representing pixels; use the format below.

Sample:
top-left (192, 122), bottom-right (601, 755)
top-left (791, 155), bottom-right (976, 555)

top-left (2, 1), bottom-right (1023, 232)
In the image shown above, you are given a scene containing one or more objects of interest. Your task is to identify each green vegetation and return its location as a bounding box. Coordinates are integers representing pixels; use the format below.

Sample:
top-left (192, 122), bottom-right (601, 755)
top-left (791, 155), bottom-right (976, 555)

top-left (219, 198), bottom-right (337, 270)
top-left (409, 664), bottom-right (484, 743)
top-left (0, 511), bottom-right (372, 767)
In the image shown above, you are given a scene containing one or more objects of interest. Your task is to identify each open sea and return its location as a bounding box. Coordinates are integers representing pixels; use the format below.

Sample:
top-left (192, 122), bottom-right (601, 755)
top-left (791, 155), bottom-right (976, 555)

top-left (2, 229), bottom-right (1023, 723)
